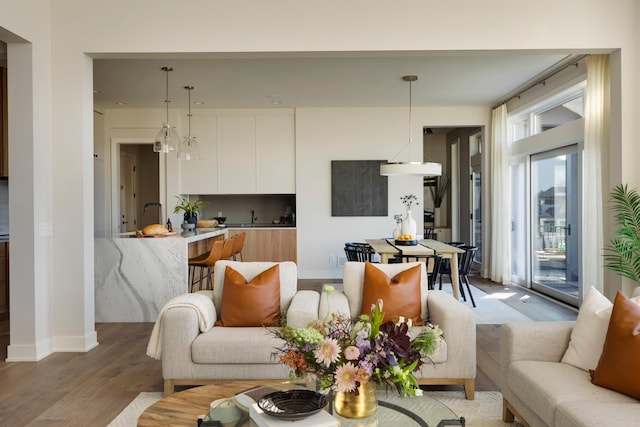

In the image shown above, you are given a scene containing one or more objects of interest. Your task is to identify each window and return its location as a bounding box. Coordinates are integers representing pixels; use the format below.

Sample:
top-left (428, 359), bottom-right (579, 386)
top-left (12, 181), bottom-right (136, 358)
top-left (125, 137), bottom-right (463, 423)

top-left (510, 81), bottom-right (586, 143)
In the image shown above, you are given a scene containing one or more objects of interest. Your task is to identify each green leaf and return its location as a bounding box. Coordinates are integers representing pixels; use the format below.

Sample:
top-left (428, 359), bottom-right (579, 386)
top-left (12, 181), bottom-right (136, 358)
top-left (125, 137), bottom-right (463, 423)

top-left (603, 184), bottom-right (640, 285)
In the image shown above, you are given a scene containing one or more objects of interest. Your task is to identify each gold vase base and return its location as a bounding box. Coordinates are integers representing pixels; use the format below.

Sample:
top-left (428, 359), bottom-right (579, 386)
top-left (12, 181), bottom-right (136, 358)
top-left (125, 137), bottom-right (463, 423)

top-left (333, 381), bottom-right (378, 419)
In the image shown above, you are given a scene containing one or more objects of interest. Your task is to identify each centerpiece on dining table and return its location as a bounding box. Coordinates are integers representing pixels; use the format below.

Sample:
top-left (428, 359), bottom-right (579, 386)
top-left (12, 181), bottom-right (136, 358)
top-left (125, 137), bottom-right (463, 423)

top-left (271, 290), bottom-right (443, 419)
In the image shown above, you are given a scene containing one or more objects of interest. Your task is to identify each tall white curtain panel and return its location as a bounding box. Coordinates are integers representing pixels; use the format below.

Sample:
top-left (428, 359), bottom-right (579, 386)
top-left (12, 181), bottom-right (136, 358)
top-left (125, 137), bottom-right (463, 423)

top-left (583, 54), bottom-right (609, 293)
top-left (489, 104), bottom-right (511, 284)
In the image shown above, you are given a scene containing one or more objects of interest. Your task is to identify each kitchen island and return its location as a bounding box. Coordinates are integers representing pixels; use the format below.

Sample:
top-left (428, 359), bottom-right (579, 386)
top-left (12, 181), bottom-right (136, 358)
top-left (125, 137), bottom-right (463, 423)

top-left (95, 228), bottom-right (227, 322)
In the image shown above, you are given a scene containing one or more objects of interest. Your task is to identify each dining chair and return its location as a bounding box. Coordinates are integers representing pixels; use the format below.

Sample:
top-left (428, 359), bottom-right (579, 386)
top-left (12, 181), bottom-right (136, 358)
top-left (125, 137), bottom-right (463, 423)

top-left (393, 252), bottom-right (443, 290)
top-left (344, 242), bottom-right (377, 262)
top-left (439, 244), bottom-right (477, 307)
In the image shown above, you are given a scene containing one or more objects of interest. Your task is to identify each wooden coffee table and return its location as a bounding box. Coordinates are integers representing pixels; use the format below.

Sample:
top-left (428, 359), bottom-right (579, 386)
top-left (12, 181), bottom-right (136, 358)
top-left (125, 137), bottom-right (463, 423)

top-left (137, 380), bottom-right (287, 427)
top-left (138, 380), bottom-right (464, 426)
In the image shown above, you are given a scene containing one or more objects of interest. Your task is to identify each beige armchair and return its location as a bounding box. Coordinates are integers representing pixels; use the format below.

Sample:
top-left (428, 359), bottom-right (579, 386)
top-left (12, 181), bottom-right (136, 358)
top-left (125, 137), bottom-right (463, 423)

top-left (321, 261), bottom-right (477, 399)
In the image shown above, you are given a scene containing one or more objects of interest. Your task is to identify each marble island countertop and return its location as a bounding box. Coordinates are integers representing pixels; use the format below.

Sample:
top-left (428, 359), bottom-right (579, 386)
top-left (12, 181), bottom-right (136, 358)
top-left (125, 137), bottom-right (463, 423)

top-left (96, 227), bottom-right (229, 322)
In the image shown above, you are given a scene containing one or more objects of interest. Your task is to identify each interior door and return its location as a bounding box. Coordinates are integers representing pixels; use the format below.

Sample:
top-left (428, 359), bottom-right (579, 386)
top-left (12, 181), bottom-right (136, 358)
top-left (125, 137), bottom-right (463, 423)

top-left (119, 152), bottom-right (137, 233)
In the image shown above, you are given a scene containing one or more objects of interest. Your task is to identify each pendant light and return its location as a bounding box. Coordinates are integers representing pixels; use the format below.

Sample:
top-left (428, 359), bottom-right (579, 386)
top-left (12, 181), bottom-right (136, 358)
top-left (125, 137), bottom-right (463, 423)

top-left (153, 66), bottom-right (181, 153)
top-left (178, 86), bottom-right (202, 160)
top-left (380, 75), bottom-right (442, 176)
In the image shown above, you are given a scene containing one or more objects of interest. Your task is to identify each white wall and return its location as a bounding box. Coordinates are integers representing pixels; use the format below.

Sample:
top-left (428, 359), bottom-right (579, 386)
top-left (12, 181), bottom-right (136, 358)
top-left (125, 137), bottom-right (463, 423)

top-left (296, 106), bottom-right (488, 278)
top-left (1, 0), bottom-right (638, 356)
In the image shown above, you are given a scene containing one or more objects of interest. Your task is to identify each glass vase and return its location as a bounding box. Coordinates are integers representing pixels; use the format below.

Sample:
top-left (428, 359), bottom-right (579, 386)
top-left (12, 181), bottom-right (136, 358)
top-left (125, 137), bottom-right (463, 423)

top-left (333, 381), bottom-right (377, 419)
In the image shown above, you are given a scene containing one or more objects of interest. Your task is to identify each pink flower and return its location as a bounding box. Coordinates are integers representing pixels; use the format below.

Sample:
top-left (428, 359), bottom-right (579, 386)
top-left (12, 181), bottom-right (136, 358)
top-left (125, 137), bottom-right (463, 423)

top-left (344, 345), bottom-right (360, 360)
top-left (335, 362), bottom-right (359, 393)
top-left (314, 338), bottom-right (340, 367)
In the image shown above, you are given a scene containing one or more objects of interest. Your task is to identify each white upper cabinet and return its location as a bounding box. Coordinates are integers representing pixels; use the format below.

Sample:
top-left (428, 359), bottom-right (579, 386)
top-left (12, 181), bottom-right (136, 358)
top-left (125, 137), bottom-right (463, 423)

top-left (179, 109), bottom-right (295, 194)
top-left (256, 113), bottom-right (295, 194)
top-left (218, 114), bottom-right (257, 194)
top-left (178, 114), bottom-right (219, 194)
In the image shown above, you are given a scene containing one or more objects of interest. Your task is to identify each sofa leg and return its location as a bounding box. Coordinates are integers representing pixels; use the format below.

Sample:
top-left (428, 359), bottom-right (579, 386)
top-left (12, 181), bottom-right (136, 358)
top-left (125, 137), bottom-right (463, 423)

top-left (164, 379), bottom-right (175, 396)
top-left (463, 379), bottom-right (475, 400)
top-left (502, 398), bottom-right (515, 422)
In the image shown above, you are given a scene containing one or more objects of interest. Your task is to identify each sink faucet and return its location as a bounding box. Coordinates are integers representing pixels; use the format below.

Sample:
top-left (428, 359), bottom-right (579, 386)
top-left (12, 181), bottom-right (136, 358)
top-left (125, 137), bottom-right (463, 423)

top-left (251, 210), bottom-right (257, 225)
top-left (143, 202), bottom-right (163, 224)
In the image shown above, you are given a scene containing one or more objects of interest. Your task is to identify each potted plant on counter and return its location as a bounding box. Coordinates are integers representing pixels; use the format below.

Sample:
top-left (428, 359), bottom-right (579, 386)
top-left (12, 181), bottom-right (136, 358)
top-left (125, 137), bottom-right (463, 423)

top-left (173, 196), bottom-right (206, 225)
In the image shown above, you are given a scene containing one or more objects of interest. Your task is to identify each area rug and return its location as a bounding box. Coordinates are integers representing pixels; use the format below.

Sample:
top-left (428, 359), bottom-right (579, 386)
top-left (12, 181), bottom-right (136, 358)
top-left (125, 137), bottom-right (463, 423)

top-left (439, 284), bottom-right (532, 324)
top-left (108, 391), bottom-right (523, 426)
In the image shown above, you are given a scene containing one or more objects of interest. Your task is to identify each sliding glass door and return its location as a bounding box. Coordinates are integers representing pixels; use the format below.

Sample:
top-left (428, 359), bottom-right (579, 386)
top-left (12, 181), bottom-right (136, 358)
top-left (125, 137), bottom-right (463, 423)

top-left (530, 146), bottom-right (579, 306)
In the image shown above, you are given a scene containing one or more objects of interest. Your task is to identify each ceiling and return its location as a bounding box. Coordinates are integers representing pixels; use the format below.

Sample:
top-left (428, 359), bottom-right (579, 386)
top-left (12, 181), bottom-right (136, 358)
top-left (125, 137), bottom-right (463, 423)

top-left (92, 51), bottom-right (574, 110)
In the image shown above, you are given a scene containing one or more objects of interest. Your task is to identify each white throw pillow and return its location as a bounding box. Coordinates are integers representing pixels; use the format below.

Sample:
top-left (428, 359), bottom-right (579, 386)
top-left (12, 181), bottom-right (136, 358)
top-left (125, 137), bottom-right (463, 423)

top-left (561, 286), bottom-right (640, 371)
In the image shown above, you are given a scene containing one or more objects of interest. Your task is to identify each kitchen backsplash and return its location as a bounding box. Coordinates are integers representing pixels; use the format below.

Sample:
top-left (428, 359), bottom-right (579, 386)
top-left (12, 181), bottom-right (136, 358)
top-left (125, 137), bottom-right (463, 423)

top-left (187, 194), bottom-right (296, 225)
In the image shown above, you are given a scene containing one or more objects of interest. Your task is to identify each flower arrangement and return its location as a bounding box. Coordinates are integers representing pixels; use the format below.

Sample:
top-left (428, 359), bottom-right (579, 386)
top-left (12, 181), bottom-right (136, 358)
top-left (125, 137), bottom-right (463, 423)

top-left (393, 213), bottom-right (404, 225)
top-left (400, 194), bottom-right (419, 210)
top-left (273, 288), bottom-right (443, 398)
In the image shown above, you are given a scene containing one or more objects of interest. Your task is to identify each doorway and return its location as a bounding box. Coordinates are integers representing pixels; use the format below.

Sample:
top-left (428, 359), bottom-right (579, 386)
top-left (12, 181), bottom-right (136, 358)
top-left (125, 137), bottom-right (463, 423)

top-left (530, 146), bottom-right (579, 306)
top-left (112, 141), bottom-right (160, 235)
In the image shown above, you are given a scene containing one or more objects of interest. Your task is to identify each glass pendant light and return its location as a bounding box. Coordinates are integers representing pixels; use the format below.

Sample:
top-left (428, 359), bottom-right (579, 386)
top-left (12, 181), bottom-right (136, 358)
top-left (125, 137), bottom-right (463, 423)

top-left (380, 75), bottom-right (442, 176)
top-left (154, 66), bottom-right (181, 153)
top-left (178, 85), bottom-right (202, 160)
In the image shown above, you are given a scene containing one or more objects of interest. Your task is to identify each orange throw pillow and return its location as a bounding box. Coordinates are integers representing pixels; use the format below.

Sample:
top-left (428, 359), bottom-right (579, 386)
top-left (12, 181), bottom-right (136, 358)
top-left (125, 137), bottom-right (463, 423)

top-left (219, 264), bottom-right (281, 327)
top-left (360, 262), bottom-right (422, 324)
top-left (590, 291), bottom-right (640, 400)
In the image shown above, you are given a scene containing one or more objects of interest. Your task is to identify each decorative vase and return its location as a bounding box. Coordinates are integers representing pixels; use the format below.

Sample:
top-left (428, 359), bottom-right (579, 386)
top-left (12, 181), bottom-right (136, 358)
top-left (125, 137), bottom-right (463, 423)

top-left (401, 210), bottom-right (417, 238)
top-left (333, 381), bottom-right (377, 419)
top-left (184, 212), bottom-right (198, 225)
top-left (392, 223), bottom-right (401, 239)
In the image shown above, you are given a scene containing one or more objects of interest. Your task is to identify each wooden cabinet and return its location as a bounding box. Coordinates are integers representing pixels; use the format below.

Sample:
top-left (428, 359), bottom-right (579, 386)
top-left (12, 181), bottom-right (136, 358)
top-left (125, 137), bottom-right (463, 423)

top-left (179, 110), bottom-right (295, 195)
top-left (229, 228), bottom-right (297, 262)
top-left (0, 242), bottom-right (8, 314)
top-left (1, 67), bottom-right (7, 177)
top-left (187, 233), bottom-right (225, 258)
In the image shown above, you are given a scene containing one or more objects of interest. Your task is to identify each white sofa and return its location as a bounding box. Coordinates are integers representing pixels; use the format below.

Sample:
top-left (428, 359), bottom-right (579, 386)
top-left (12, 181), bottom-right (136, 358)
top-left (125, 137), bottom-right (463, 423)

top-left (323, 261), bottom-right (477, 399)
top-left (501, 321), bottom-right (640, 427)
top-left (159, 261), bottom-right (319, 395)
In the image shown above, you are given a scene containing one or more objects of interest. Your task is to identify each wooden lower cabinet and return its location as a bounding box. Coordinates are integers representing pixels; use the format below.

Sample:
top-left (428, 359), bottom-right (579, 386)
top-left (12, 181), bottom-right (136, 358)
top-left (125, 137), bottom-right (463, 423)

top-left (0, 242), bottom-right (8, 314)
top-left (187, 233), bottom-right (225, 259)
top-left (229, 228), bottom-right (297, 262)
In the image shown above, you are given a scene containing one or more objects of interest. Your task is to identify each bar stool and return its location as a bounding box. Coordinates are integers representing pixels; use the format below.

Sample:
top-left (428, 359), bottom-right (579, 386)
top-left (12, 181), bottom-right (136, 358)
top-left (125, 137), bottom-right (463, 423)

top-left (188, 240), bottom-right (224, 291)
top-left (231, 232), bottom-right (246, 261)
top-left (221, 235), bottom-right (235, 261)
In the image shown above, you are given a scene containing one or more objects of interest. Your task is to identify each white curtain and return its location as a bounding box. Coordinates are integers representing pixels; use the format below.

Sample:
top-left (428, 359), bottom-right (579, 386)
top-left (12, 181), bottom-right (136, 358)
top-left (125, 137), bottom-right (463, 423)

top-left (583, 55), bottom-right (609, 293)
top-left (488, 104), bottom-right (511, 284)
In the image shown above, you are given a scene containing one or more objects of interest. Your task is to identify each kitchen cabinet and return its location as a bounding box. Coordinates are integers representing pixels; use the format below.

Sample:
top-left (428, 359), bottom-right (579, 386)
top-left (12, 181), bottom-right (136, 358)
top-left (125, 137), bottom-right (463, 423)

top-left (0, 242), bottom-right (8, 314)
top-left (1, 67), bottom-right (7, 177)
top-left (178, 110), bottom-right (295, 195)
top-left (229, 228), bottom-right (297, 262)
top-left (218, 114), bottom-right (257, 193)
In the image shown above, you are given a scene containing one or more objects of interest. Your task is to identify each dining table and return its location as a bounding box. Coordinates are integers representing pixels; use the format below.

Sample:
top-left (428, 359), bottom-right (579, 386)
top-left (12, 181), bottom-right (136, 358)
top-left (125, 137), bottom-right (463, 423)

top-left (365, 238), bottom-right (465, 301)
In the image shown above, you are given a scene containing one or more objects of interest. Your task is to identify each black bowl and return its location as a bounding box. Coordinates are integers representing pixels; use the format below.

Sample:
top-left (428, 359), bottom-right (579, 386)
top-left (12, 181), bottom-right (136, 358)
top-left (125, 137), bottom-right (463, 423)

top-left (258, 389), bottom-right (328, 421)
top-left (213, 216), bottom-right (227, 224)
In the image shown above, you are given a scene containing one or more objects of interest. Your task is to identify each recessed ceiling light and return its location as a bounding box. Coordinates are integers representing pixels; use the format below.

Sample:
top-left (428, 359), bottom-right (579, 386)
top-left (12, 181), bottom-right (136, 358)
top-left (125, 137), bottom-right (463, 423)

top-left (194, 101), bottom-right (205, 105)
top-left (270, 100), bottom-right (283, 105)
top-left (115, 101), bottom-right (127, 106)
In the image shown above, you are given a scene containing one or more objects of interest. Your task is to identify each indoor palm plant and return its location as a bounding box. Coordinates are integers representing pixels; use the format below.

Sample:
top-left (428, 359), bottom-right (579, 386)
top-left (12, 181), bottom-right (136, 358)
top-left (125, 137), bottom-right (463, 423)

top-left (173, 196), bottom-right (206, 224)
top-left (603, 184), bottom-right (640, 286)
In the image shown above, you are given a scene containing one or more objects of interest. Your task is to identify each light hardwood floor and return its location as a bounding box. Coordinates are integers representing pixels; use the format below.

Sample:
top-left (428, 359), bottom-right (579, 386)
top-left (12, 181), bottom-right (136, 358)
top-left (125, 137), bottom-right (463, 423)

top-left (0, 276), bottom-right (576, 426)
